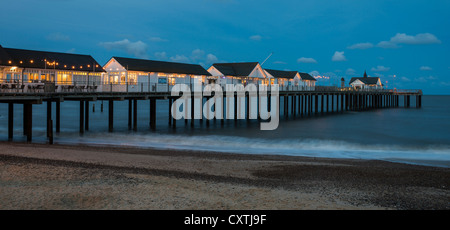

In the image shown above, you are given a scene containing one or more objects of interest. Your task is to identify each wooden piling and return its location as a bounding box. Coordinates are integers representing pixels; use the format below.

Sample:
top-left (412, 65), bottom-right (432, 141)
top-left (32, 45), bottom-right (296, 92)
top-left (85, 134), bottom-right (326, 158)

top-left (85, 100), bottom-right (89, 131)
top-left (56, 101), bottom-right (60, 133)
top-left (108, 100), bottom-right (114, 132)
top-left (8, 103), bottom-right (13, 141)
top-left (47, 101), bottom-right (52, 137)
top-left (133, 99), bottom-right (137, 131)
top-left (150, 98), bottom-right (156, 130)
top-left (79, 100), bottom-right (84, 135)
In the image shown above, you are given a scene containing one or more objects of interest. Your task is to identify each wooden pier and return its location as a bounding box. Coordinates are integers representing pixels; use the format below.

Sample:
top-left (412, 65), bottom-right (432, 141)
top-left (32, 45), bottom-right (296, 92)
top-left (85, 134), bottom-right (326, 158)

top-left (0, 87), bottom-right (423, 143)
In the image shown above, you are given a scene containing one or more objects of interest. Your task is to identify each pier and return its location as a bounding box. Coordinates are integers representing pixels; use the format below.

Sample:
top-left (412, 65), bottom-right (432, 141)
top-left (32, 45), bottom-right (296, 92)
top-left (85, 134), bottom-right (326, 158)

top-left (0, 85), bottom-right (422, 143)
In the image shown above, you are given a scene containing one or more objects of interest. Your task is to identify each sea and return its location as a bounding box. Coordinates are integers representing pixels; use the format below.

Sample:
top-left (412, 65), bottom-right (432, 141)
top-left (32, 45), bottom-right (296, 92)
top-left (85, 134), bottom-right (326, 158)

top-left (1, 95), bottom-right (449, 168)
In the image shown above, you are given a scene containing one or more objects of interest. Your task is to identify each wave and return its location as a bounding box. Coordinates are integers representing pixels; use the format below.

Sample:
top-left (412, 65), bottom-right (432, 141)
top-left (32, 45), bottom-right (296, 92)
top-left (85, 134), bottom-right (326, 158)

top-left (55, 132), bottom-right (450, 168)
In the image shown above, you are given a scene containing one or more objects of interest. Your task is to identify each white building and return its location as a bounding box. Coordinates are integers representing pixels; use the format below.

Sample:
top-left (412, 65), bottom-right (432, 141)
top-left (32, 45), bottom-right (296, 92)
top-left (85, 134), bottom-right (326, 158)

top-left (103, 57), bottom-right (211, 92)
top-left (0, 45), bottom-right (104, 92)
top-left (264, 69), bottom-right (316, 90)
top-left (349, 71), bottom-right (383, 89)
top-left (207, 62), bottom-right (270, 86)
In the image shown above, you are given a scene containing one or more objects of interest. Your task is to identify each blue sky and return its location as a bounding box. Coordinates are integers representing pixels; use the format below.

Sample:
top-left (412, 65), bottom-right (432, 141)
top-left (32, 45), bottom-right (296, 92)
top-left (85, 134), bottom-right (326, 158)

top-left (0, 0), bottom-right (449, 94)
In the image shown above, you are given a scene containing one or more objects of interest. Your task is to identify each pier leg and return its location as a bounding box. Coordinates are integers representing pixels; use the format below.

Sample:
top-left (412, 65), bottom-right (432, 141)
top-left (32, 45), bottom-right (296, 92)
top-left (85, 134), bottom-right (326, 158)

top-left (47, 101), bottom-right (52, 137)
top-left (128, 99), bottom-right (132, 130)
top-left (8, 103), bottom-right (13, 141)
top-left (315, 94), bottom-right (319, 115)
top-left (150, 99), bottom-right (156, 130)
top-left (85, 101), bottom-right (89, 131)
top-left (133, 99), bottom-right (137, 131)
top-left (79, 101), bottom-right (84, 135)
top-left (108, 100), bottom-right (114, 132)
top-left (56, 101), bottom-right (60, 133)
top-left (191, 94), bottom-right (195, 127)
top-left (331, 94), bottom-right (334, 113)
top-left (309, 94), bottom-right (312, 116)
top-left (24, 103), bottom-right (32, 142)
top-left (292, 95), bottom-right (295, 116)
top-left (321, 94), bottom-right (324, 115)
top-left (172, 98), bottom-right (177, 128)
top-left (168, 98), bottom-right (172, 125)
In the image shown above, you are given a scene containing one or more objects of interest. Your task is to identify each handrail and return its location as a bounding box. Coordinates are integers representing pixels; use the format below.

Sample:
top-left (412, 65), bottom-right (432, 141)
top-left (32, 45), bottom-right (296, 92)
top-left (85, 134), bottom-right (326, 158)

top-left (0, 80), bottom-right (423, 95)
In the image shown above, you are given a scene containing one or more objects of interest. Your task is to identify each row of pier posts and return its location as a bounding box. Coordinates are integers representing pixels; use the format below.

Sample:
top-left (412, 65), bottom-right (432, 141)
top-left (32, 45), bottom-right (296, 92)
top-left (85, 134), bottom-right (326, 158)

top-left (4, 93), bottom-right (422, 143)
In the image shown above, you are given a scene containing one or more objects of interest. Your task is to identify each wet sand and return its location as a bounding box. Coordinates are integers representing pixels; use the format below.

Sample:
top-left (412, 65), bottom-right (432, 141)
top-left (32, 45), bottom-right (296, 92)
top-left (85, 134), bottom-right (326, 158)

top-left (0, 142), bottom-right (449, 210)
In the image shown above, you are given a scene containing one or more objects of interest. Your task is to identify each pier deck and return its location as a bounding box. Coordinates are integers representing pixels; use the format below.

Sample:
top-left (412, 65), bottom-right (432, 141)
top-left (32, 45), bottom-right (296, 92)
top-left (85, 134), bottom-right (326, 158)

top-left (0, 86), bottom-right (423, 143)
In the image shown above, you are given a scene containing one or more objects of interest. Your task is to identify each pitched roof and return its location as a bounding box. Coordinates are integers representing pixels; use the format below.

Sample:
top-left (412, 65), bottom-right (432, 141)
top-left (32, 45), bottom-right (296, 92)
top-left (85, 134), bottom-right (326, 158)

top-left (349, 77), bottom-right (380, 85)
top-left (264, 69), bottom-right (298, 79)
top-left (212, 62), bottom-right (259, 76)
top-left (0, 45), bottom-right (13, 66)
top-left (299, 72), bottom-right (317, 81)
top-left (112, 57), bottom-right (211, 76)
top-left (0, 46), bottom-right (104, 72)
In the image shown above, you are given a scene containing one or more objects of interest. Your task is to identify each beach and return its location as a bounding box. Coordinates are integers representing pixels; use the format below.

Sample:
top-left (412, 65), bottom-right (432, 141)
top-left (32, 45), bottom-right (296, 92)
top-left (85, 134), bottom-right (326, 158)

top-left (0, 142), bottom-right (448, 210)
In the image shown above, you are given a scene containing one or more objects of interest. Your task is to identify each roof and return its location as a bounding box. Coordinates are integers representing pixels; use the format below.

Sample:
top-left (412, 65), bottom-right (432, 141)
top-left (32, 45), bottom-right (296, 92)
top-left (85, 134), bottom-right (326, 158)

top-left (349, 77), bottom-right (380, 85)
top-left (112, 57), bottom-right (211, 76)
top-left (0, 45), bottom-right (13, 66)
top-left (212, 62), bottom-right (259, 76)
top-left (299, 72), bottom-right (317, 81)
top-left (264, 69), bottom-right (298, 79)
top-left (0, 45), bottom-right (104, 72)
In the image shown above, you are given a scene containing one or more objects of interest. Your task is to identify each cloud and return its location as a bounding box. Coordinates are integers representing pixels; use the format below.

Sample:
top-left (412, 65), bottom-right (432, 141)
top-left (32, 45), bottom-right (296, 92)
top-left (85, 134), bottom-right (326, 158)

top-left (401, 77), bottom-right (411, 82)
top-left (377, 41), bottom-right (399, 49)
top-left (249, 35), bottom-right (262, 41)
top-left (149, 37), bottom-right (169, 42)
top-left (346, 68), bottom-right (357, 76)
top-left (170, 54), bottom-right (190, 63)
top-left (66, 48), bottom-right (76, 54)
top-left (206, 54), bottom-right (218, 64)
top-left (420, 66), bottom-right (432, 71)
top-left (390, 33), bottom-right (441, 44)
top-left (371, 66), bottom-right (391, 72)
top-left (332, 51), bottom-right (347, 62)
top-left (154, 51), bottom-right (168, 60)
top-left (100, 39), bottom-right (148, 58)
top-left (416, 76), bottom-right (437, 83)
top-left (190, 49), bottom-right (206, 62)
top-left (297, 57), bottom-right (317, 64)
top-left (46, 32), bottom-right (70, 41)
top-left (377, 33), bottom-right (441, 49)
top-left (347, 42), bottom-right (374, 50)
top-left (309, 70), bottom-right (320, 76)
top-left (273, 61), bottom-right (286, 64)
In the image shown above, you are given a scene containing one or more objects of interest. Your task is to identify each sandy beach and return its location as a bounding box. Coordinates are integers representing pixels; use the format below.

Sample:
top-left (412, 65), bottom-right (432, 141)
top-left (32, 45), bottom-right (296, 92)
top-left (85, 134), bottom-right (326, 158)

top-left (0, 141), bottom-right (448, 210)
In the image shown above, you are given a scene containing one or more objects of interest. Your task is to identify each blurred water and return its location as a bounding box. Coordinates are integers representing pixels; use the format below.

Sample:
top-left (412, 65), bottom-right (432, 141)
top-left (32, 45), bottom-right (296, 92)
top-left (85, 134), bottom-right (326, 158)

top-left (1, 95), bottom-right (449, 167)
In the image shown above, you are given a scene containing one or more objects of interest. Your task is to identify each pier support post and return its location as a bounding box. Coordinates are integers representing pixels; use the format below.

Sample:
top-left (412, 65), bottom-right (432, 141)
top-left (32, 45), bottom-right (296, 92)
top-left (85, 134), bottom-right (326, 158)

top-left (108, 100), bottom-right (114, 132)
top-left (8, 103), bottom-right (13, 141)
top-left (331, 94), bottom-right (334, 113)
top-left (315, 94), bottom-right (319, 115)
top-left (133, 99), bottom-right (138, 131)
top-left (321, 94), bottom-right (324, 114)
top-left (168, 98), bottom-right (172, 125)
top-left (79, 101), bottom-right (84, 135)
top-left (150, 99), bottom-right (156, 130)
top-left (128, 99), bottom-right (132, 130)
top-left (85, 101), bottom-right (89, 131)
top-left (24, 103), bottom-right (32, 142)
top-left (56, 101), bottom-right (60, 133)
top-left (47, 101), bottom-right (52, 137)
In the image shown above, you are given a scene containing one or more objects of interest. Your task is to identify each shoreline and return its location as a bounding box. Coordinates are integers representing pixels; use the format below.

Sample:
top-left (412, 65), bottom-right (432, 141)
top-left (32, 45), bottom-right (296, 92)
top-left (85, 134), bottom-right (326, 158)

top-left (1, 142), bottom-right (449, 210)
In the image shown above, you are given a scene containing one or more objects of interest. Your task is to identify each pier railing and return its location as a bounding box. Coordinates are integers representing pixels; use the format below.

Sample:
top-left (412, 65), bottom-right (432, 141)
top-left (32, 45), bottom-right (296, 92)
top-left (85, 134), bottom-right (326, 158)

top-left (0, 80), bottom-right (422, 95)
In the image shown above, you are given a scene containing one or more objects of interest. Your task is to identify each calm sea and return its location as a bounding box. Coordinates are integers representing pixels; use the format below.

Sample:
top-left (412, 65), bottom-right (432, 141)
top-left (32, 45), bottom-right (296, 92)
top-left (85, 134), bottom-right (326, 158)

top-left (1, 95), bottom-right (449, 168)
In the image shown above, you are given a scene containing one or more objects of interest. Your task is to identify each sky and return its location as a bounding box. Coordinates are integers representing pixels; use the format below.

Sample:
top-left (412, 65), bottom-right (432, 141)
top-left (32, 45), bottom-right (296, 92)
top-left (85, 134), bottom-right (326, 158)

top-left (0, 0), bottom-right (449, 94)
